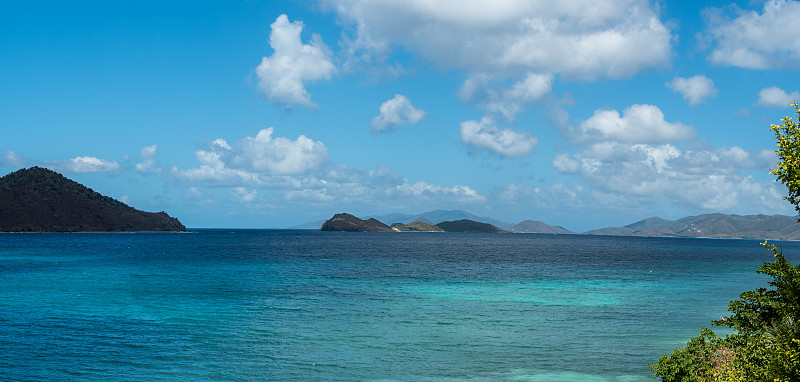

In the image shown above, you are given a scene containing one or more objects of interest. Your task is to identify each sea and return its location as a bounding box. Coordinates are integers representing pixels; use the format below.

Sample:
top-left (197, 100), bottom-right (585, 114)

top-left (1, 230), bottom-right (797, 382)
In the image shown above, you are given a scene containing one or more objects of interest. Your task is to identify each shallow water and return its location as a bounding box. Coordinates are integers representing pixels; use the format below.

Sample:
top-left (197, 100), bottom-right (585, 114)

top-left (1, 230), bottom-right (794, 381)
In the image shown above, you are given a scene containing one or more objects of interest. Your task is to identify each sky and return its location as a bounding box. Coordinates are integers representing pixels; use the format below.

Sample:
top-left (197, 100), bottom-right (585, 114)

top-left (2, 0), bottom-right (800, 231)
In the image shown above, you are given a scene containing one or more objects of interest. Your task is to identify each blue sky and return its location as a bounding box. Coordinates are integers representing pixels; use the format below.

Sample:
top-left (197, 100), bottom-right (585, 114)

top-left (2, 0), bottom-right (800, 231)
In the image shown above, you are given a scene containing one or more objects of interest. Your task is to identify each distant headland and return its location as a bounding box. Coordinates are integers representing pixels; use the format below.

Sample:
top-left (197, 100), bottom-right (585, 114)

top-left (0, 167), bottom-right (185, 232)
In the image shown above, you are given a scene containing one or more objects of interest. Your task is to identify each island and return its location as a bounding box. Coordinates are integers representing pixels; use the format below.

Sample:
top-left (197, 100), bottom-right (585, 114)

top-left (390, 220), bottom-right (444, 232)
top-left (0, 167), bottom-right (186, 232)
top-left (320, 213), bottom-right (507, 233)
top-left (320, 213), bottom-right (393, 232)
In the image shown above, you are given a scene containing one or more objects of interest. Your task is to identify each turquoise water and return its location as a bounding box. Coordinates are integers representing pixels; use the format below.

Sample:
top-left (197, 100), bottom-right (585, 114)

top-left (0, 230), bottom-right (795, 381)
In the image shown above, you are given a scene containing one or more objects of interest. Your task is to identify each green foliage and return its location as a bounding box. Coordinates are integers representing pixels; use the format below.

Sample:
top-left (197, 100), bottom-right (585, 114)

top-left (650, 104), bottom-right (800, 381)
top-left (771, 102), bottom-right (800, 218)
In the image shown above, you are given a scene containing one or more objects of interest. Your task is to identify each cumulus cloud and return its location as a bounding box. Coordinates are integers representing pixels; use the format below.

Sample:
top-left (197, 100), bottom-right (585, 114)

top-left (135, 145), bottom-right (158, 173)
top-left (232, 187), bottom-right (258, 203)
top-left (757, 86), bottom-right (800, 107)
top-left (549, 103), bottom-right (789, 214)
top-left (552, 153), bottom-right (581, 174)
top-left (460, 72), bottom-right (553, 121)
top-left (704, 0), bottom-right (800, 69)
top-left (460, 117), bottom-right (537, 157)
top-left (552, 146), bottom-right (785, 212)
top-left (52, 156), bottom-right (121, 174)
top-left (323, 0), bottom-right (671, 80)
top-left (574, 104), bottom-right (696, 144)
top-left (172, 128), bottom-right (329, 186)
top-left (666, 75), bottom-right (718, 106)
top-left (370, 94), bottom-right (426, 132)
top-left (233, 128), bottom-right (329, 175)
top-left (2, 151), bottom-right (25, 167)
top-left (255, 14), bottom-right (335, 108)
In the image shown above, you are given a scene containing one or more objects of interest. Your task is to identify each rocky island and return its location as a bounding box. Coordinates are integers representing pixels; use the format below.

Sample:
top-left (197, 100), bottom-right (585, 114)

top-left (320, 213), bottom-right (507, 233)
top-left (0, 167), bottom-right (186, 232)
top-left (320, 213), bottom-right (393, 232)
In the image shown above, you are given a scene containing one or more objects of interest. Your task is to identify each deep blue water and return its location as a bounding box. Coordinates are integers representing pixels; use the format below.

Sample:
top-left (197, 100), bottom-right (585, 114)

top-left (1, 230), bottom-right (798, 381)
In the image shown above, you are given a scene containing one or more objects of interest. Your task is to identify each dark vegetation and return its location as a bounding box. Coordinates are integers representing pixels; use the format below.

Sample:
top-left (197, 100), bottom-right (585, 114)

top-left (320, 213), bottom-right (392, 232)
top-left (0, 167), bottom-right (185, 232)
top-left (391, 220), bottom-right (444, 232)
top-left (435, 219), bottom-right (507, 233)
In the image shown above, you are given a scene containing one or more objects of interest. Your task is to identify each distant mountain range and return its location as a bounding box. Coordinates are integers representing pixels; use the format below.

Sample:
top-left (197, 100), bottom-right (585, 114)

top-left (585, 213), bottom-right (800, 240)
top-left (302, 210), bottom-right (800, 240)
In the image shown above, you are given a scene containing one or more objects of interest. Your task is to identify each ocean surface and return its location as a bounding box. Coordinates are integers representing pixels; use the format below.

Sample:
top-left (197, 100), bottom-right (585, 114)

top-left (1, 230), bottom-right (798, 381)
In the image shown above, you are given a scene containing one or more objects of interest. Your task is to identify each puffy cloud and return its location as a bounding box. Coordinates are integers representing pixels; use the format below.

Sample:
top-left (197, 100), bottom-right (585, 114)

top-left (54, 156), bottom-right (121, 174)
top-left (233, 128), bottom-right (329, 175)
top-left (135, 145), bottom-right (158, 173)
top-left (323, 0), bottom-right (671, 80)
top-left (575, 104), bottom-right (696, 144)
top-left (460, 72), bottom-right (553, 121)
top-left (550, 103), bottom-right (789, 215)
top-left (172, 128), bottom-right (329, 186)
top-left (370, 94), bottom-right (426, 132)
top-left (704, 0), bottom-right (800, 69)
top-left (552, 153), bottom-right (580, 174)
top-left (255, 14), bottom-right (335, 109)
top-left (459, 117), bottom-right (537, 157)
top-left (553, 142), bottom-right (785, 213)
top-left (231, 187), bottom-right (258, 203)
top-left (171, 130), bottom-right (486, 210)
top-left (666, 75), bottom-right (718, 106)
top-left (2, 151), bottom-right (25, 167)
top-left (757, 86), bottom-right (800, 107)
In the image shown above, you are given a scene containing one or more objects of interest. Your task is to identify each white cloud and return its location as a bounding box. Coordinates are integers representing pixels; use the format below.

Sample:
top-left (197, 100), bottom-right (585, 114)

top-left (393, 180), bottom-right (486, 203)
top-left (55, 156), bottom-right (121, 174)
top-left (232, 187), bottom-right (258, 203)
top-left (324, 0), bottom-right (671, 80)
top-left (135, 145), bottom-right (158, 173)
top-left (509, 73), bottom-right (553, 102)
top-left (552, 153), bottom-right (580, 174)
top-left (704, 0), bottom-right (800, 69)
top-left (255, 14), bottom-right (335, 109)
top-left (172, 128), bottom-right (329, 186)
top-left (757, 86), bottom-right (800, 107)
top-left (553, 143), bottom-right (786, 214)
top-left (550, 103), bottom-right (789, 215)
top-left (2, 151), bottom-right (25, 167)
top-left (575, 104), bottom-right (696, 144)
top-left (460, 72), bottom-right (553, 121)
top-left (234, 128), bottom-right (329, 175)
top-left (370, 94), bottom-right (426, 132)
top-left (666, 75), bottom-right (718, 106)
top-left (459, 117), bottom-right (537, 157)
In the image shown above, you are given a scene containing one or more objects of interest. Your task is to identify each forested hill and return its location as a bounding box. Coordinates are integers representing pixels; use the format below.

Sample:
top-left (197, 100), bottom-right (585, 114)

top-left (0, 167), bottom-right (185, 232)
